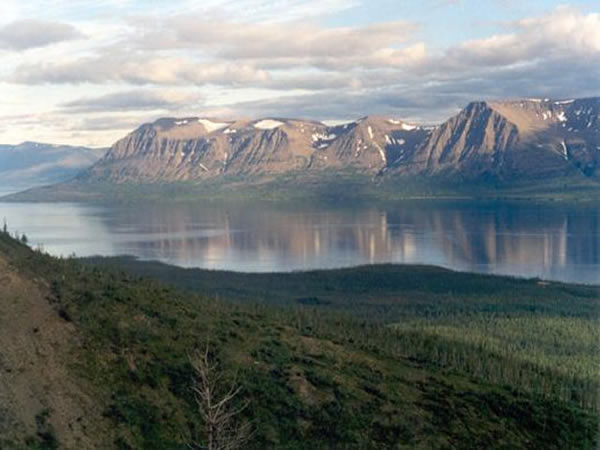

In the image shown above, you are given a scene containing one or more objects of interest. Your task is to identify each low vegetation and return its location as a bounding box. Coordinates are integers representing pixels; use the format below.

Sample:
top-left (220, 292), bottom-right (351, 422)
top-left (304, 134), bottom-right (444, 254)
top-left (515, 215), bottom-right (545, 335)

top-left (0, 231), bottom-right (598, 448)
top-left (86, 257), bottom-right (600, 411)
top-left (4, 170), bottom-right (600, 204)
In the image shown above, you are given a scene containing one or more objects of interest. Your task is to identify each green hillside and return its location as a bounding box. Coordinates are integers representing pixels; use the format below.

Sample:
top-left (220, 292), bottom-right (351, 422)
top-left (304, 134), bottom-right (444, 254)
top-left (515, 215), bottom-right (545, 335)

top-left (0, 232), bottom-right (598, 449)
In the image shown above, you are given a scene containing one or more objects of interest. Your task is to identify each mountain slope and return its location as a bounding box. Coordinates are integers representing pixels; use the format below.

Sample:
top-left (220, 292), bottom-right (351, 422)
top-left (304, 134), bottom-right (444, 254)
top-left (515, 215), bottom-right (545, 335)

top-left (0, 142), bottom-right (106, 191)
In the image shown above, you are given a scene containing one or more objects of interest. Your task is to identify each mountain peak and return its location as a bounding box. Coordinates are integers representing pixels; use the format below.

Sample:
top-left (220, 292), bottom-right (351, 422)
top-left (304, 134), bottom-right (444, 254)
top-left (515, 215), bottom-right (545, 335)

top-left (16, 141), bottom-right (52, 148)
top-left (388, 96), bottom-right (600, 181)
top-left (0, 141), bottom-right (104, 187)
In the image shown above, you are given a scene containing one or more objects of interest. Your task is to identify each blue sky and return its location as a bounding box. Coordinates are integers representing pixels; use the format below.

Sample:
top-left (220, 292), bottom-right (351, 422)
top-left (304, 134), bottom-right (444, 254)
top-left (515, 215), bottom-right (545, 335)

top-left (0, 0), bottom-right (598, 146)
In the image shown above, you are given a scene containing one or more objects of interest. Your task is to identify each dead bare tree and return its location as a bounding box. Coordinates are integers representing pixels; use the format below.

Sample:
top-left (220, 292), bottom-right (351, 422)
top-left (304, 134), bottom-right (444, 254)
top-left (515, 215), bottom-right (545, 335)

top-left (189, 346), bottom-right (252, 450)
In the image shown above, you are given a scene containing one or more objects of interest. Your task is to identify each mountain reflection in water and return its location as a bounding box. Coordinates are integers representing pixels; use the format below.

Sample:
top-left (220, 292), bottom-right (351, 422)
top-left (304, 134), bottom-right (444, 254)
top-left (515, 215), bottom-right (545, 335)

top-left (1, 200), bottom-right (598, 284)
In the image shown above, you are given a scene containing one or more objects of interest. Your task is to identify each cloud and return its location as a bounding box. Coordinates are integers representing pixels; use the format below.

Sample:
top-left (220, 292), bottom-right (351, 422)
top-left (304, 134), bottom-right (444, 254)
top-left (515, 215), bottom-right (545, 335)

top-left (225, 85), bottom-right (465, 124)
top-left (134, 17), bottom-right (415, 57)
top-left (13, 55), bottom-right (270, 86)
top-left (442, 6), bottom-right (600, 69)
top-left (74, 115), bottom-right (157, 132)
top-left (10, 17), bottom-right (421, 87)
top-left (265, 73), bottom-right (363, 91)
top-left (16, 6), bottom-right (599, 90)
top-left (197, 0), bottom-right (360, 23)
top-left (129, 16), bottom-right (420, 70)
top-left (61, 89), bottom-right (203, 112)
top-left (0, 20), bottom-right (84, 50)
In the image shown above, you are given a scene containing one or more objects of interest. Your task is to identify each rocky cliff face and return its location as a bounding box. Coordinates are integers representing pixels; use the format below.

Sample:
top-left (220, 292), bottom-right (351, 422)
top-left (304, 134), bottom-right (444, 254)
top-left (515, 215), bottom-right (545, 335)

top-left (81, 97), bottom-right (600, 185)
top-left (82, 116), bottom-right (429, 182)
top-left (391, 98), bottom-right (600, 181)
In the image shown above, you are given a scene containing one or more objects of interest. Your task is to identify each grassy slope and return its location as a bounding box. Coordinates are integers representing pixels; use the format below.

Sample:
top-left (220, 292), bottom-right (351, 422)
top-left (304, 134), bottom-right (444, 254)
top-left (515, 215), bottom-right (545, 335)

top-left (1, 233), bottom-right (598, 449)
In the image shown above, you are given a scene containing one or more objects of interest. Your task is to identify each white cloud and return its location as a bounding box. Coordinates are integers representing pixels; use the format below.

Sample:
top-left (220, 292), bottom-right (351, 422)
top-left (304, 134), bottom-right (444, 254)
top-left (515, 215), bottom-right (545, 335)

top-left (173, 0), bottom-right (359, 24)
top-left (61, 89), bottom-right (203, 112)
top-left (10, 17), bottom-right (420, 86)
top-left (133, 17), bottom-right (415, 58)
top-left (0, 20), bottom-right (84, 50)
top-left (444, 6), bottom-right (600, 68)
top-left (13, 55), bottom-right (270, 86)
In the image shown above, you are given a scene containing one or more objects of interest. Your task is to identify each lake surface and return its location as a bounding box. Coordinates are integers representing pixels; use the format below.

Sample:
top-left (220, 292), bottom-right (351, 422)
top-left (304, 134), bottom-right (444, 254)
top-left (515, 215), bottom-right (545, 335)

top-left (0, 200), bottom-right (598, 284)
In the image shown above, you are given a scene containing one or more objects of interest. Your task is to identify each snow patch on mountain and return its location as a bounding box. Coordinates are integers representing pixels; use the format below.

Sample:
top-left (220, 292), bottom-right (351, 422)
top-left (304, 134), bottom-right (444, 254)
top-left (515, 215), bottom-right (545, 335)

top-left (388, 119), bottom-right (418, 131)
top-left (321, 119), bottom-right (356, 127)
top-left (385, 135), bottom-right (405, 146)
top-left (561, 141), bottom-right (569, 161)
top-left (198, 119), bottom-right (228, 132)
top-left (254, 120), bottom-right (284, 130)
top-left (312, 133), bottom-right (336, 142)
top-left (374, 143), bottom-right (386, 164)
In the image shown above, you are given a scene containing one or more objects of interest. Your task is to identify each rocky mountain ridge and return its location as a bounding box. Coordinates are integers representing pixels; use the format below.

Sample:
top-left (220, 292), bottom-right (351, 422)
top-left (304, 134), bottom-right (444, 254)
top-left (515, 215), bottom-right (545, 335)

top-left (84, 115), bottom-right (430, 182)
top-left (391, 98), bottom-right (600, 180)
top-left (81, 97), bottom-right (600, 185)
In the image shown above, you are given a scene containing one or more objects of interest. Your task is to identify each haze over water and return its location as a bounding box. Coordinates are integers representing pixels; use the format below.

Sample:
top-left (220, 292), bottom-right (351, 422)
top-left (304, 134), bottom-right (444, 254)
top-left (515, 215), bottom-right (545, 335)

top-left (1, 200), bottom-right (598, 284)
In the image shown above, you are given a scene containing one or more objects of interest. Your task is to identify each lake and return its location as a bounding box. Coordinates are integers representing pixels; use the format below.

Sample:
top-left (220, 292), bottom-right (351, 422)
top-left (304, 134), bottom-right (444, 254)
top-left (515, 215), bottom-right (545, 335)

top-left (0, 200), bottom-right (598, 284)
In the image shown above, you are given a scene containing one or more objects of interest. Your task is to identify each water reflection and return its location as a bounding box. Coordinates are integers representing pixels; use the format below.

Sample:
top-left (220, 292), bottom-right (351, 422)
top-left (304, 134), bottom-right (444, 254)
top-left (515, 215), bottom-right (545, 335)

top-left (0, 200), bottom-right (598, 284)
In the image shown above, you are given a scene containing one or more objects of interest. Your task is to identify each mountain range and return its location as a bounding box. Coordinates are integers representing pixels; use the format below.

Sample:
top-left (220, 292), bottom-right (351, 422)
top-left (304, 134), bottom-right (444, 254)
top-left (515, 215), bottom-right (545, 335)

top-left (0, 142), bottom-right (105, 194)
top-left (3, 97), bottom-right (600, 201)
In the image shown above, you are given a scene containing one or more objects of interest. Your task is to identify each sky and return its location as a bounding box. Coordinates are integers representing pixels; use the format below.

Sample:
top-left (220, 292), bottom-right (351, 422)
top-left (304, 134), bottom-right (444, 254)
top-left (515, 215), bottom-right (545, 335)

top-left (0, 0), bottom-right (598, 147)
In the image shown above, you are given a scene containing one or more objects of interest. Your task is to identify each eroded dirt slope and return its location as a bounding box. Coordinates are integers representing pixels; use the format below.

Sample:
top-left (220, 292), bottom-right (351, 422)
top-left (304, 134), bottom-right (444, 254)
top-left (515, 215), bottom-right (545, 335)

top-left (0, 253), bottom-right (107, 448)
